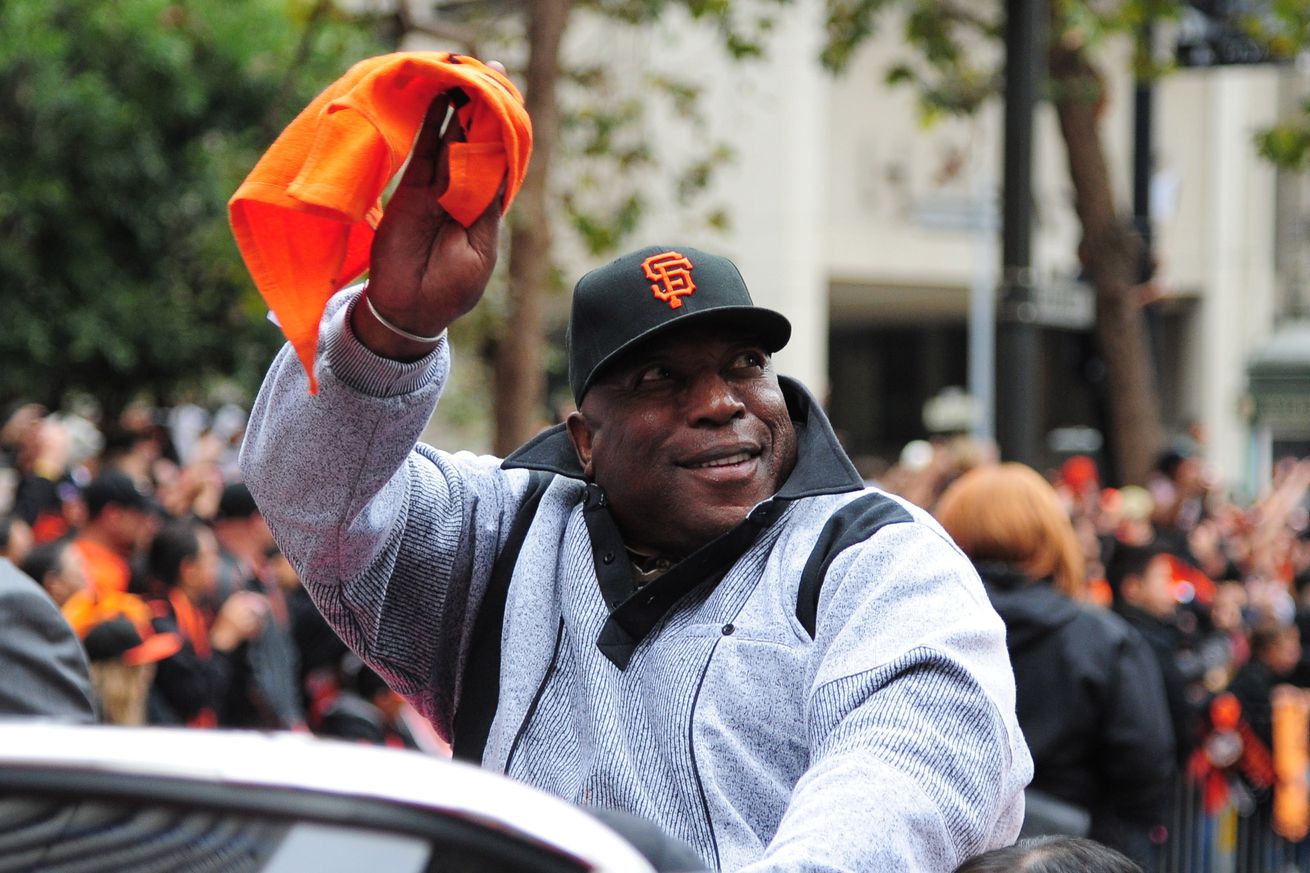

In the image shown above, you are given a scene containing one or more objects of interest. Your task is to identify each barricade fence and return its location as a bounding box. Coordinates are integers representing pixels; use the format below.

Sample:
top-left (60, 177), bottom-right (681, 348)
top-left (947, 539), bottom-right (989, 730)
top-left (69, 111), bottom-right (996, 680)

top-left (1156, 774), bottom-right (1309, 872)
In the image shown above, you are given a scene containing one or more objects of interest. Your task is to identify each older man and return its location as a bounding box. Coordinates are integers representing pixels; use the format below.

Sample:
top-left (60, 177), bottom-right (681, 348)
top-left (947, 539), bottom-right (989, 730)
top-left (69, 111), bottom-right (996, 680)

top-left (241, 92), bottom-right (1030, 871)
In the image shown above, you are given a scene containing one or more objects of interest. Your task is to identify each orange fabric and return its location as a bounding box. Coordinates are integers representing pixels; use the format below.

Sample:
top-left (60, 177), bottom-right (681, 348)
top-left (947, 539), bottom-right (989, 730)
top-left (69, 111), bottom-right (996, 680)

top-left (229, 52), bottom-right (533, 392)
top-left (73, 538), bottom-right (131, 595)
top-left (63, 587), bottom-right (153, 638)
top-left (1273, 687), bottom-right (1310, 841)
top-left (62, 587), bottom-right (183, 665)
top-left (169, 590), bottom-right (212, 661)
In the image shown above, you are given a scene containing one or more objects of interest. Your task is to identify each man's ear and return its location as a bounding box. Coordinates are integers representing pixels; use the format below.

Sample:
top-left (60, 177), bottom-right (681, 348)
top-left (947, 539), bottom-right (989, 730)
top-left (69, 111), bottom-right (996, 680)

top-left (565, 411), bottom-right (595, 480)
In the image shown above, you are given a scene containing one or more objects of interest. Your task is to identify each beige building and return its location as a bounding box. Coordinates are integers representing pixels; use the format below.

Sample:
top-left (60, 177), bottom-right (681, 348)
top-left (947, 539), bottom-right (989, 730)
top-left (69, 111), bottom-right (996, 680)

top-left (586, 4), bottom-right (1308, 495)
top-left (415, 2), bottom-right (1309, 495)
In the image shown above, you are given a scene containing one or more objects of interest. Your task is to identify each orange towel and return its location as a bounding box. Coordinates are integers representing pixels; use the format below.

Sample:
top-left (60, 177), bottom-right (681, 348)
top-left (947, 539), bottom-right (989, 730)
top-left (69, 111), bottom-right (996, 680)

top-left (229, 52), bottom-right (533, 391)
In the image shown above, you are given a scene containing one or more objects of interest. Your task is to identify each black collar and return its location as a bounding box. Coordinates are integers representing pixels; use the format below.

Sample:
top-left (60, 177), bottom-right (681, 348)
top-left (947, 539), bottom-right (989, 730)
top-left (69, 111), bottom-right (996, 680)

top-left (502, 376), bottom-right (865, 669)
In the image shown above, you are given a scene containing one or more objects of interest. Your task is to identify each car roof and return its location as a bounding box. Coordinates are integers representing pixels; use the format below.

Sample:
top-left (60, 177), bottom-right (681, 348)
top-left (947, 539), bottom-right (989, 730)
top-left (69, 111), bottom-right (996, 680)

top-left (0, 721), bottom-right (654, 873)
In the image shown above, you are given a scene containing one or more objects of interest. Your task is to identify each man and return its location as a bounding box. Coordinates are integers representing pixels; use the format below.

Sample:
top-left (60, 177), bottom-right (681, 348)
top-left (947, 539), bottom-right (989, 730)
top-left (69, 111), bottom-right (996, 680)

top-left (241, 91), bottom-right (1029, 871)
top-left (73, 469), bottom-right (157, 596)
top-left (0, 556), bottom-right (96, 720)
top-left (144, 518), bottom-right (266, 727)
top-left (1106, 541), bottom-right (1198, 761)
top-left (1227, 621), bottom-right (1302, 751)
top-left (20, 538), bottom-right (88, 608)
top-left (211, 482), bottom-right (303, 729)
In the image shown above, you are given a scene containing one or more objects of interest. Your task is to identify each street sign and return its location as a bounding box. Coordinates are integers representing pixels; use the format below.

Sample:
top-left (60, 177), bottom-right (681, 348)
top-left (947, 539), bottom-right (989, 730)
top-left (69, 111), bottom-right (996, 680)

top-left (1176, 2), bottom-right (1285, 67)
top-left (1030, 277), bottom-right (1096, 331)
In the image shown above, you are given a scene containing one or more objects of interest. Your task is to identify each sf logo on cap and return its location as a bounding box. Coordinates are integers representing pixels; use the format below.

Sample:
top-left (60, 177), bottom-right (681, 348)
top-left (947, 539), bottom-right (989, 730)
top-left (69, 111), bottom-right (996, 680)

top-left (641, 251), bottom-right (696, 309)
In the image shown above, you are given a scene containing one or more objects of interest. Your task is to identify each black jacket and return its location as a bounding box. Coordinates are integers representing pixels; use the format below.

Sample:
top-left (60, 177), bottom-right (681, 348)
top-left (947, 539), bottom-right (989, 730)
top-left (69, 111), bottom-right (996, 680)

top-left (979, 564), bottom-right (1176, 836)
top-left (1115, 602), bottom-right (1201, 762)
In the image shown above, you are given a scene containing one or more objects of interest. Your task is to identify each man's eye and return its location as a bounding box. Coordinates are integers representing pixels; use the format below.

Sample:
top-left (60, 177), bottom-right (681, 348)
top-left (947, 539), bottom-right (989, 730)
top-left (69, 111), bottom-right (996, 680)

top-left (732, 351), bottom-right (767, 370)
top-left (635, 365), bottom-right (674, 384)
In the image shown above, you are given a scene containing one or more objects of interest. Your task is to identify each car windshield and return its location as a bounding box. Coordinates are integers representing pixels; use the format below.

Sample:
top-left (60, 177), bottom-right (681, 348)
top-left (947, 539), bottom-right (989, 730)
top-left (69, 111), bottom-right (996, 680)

top-left (0, 792), bottom-right (581, 873)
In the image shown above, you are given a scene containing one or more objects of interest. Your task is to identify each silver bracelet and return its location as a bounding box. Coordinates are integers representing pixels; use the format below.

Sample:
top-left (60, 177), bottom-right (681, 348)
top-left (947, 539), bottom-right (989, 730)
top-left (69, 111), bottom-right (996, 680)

top-left (363, 293), bottom-right (443, 344)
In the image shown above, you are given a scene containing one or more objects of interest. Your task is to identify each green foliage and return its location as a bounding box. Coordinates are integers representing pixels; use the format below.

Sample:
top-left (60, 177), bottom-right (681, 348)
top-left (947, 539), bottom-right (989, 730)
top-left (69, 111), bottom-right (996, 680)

top-left (0, 0), bottom-right (383, 412)
top-left (1257, 99), bottom-right (1310, 171)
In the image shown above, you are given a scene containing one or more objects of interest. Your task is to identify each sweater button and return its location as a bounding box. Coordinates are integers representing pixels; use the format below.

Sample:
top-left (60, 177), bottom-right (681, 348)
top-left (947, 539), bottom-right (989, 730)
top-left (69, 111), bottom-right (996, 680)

top-left (721, 623), bottom-right (735, 636)
top-left (602, 552), bottom-right (614, 565)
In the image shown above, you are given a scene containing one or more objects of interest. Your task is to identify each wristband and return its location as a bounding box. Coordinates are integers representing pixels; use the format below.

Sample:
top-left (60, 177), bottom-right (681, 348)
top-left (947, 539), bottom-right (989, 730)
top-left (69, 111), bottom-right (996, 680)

top-left (363, 293), bottom-right (443, 344)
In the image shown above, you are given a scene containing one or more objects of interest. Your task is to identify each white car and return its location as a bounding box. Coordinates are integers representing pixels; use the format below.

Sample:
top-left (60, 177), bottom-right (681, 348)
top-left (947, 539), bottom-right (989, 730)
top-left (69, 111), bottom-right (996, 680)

top-left (0, 722), bottom-right (663, 873)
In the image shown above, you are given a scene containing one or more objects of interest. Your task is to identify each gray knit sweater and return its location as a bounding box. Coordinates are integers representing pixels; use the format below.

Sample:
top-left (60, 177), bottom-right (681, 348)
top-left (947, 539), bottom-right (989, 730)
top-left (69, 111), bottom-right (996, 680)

top-left (241, 290), bottom-right (1031, 872)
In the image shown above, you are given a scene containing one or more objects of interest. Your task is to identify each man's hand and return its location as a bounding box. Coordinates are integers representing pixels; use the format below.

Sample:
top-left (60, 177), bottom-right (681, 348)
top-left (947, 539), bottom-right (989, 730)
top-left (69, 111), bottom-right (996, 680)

top-left (352, 90), bottom-right (502, 361)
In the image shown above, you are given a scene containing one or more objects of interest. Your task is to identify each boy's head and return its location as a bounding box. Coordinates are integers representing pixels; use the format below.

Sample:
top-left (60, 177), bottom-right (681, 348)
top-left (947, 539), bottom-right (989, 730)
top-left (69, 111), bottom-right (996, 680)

top-left (1106, 542), bottom-right (1176, 620)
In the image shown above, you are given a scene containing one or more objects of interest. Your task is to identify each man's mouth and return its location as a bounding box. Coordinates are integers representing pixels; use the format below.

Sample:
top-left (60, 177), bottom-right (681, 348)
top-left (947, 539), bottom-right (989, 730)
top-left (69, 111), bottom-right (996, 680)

top-left (689, 451), bottom-right (755, 469)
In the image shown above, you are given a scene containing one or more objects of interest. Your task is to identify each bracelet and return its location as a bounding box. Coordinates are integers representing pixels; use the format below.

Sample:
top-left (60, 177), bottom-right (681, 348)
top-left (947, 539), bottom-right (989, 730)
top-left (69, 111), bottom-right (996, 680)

top-left (363, 293), bottom-right (443, 344)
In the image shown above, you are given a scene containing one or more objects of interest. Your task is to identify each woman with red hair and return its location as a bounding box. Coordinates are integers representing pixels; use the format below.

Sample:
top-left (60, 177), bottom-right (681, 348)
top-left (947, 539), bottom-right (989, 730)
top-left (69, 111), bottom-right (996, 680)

top-left (936, 463), bottom-right (1175, 868)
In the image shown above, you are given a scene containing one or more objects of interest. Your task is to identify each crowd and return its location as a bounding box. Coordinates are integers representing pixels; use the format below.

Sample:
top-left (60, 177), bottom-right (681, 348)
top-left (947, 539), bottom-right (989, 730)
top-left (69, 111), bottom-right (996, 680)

top-left (0, 399), bottom-right (442, 753)
top-left (5, 393), bottom-right (1310, 865)
top-left (873, 431), bottom-right (1310, 865)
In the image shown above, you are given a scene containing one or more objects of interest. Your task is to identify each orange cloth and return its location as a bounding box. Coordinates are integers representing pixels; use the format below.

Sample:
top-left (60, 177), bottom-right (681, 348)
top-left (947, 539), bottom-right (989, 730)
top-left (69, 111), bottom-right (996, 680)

top-left (229, 52), bottom-right (533, 391)
top-left (73, 537), bottom-right (131, 595)
top-left (1273, 687), bottom-right (1310, 841)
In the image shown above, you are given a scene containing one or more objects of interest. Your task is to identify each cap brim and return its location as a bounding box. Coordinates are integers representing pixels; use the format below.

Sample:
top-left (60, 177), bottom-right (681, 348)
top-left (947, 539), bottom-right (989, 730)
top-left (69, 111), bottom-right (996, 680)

top-left (123, 631), bottom-right (183, 666)
top-left (577, 305), bottom-right (790, 402)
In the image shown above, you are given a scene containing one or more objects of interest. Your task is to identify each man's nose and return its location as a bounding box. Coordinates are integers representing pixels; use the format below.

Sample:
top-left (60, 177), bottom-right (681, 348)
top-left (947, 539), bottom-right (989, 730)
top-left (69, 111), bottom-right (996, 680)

top-left (686, 372), bottom-right (745, 426)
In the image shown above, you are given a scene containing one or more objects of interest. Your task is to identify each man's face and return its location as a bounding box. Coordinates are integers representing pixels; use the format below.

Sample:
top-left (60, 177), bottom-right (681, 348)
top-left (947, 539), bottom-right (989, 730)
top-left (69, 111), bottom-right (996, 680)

top-left (106, 504), bottom-right (154, 556)
top-left (1132, 554), bottom-right (1178, 620)
top-left (49, 546), bottom-right (88, 607)
top-left (181, 527), bottom-right (221, 599)
top-left (567, 323), bottom-right (797, 559)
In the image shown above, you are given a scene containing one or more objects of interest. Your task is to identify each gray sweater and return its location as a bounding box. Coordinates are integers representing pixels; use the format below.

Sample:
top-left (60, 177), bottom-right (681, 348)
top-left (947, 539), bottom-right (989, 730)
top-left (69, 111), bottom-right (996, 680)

top-left (241, 289), bottom-right (1031, 872)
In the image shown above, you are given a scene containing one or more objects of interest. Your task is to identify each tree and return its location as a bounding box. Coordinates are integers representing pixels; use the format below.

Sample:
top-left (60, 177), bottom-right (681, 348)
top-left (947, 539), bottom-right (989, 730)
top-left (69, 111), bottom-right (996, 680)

top-left (356, 0), bottom-right (768, 454)
top-left (0, 0), bottom-right (384, 414)
top-left (820, 0), bottom-right (1307, 485)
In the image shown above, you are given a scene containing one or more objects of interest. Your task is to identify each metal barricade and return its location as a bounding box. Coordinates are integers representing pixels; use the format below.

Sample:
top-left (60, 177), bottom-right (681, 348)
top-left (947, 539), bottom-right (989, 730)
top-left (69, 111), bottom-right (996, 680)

top-left (1156, 775), bottom-right (1310, 873)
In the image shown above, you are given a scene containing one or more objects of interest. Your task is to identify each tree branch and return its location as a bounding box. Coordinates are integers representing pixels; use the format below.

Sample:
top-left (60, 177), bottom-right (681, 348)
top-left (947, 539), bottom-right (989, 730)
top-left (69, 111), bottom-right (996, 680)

top-left (397, 3), bottom-right (481, 54)
top-left (938, 1), bottom-right (997, 34)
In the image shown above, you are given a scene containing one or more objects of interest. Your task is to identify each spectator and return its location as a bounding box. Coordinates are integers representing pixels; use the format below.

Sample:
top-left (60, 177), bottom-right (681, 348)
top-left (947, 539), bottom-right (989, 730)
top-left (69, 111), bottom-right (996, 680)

top-left (211, 482), bottom-right (302, 729)
top-left (82, 616), bottom-right (182, 725)
top-left (19, 539), bottom-right (88, 608)
top-left (954, 836), bottom-right (1144, 873)
top-left (0, 514), bottom-right (34, 566)
top-left (267, 545), bottom-right (347, 724)
top-left (1227, 621), bottom-right (1302, 751)
top-left (0, 554), bottom-right (96, 720)
top-left (1106, 541), bottom-right (1201, 761)
top-left (74, 470), bottom-right (158, 596)
top-left (937, 463), bottom-right (1175, 867)
top-left (318, 656), bottom-right (425, 750)
top-left (143, 518), bottom-right (265, 727)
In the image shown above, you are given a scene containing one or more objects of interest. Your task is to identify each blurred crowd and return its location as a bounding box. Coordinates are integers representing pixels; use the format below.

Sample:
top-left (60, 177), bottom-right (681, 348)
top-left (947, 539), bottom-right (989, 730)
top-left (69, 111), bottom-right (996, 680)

top-left (0, 399), bottom-right (443, 754)
top-left (874, 431), bottom-right (1310, 865)
top-left (7, 393), bottom-right (1310, 858)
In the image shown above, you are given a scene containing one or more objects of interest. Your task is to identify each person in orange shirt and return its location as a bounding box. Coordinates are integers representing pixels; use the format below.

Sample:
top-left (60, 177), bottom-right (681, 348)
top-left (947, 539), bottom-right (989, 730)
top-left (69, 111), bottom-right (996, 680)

top-left (73, 470), bottom-right (158, 596)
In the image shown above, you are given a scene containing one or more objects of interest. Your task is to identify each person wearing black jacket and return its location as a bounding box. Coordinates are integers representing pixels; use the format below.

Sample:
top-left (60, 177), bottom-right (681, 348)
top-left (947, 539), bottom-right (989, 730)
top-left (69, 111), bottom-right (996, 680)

top-left (1106, 541), bottom-right (1201, 763)
top-left (938, 464), bottom-right (1176, 869)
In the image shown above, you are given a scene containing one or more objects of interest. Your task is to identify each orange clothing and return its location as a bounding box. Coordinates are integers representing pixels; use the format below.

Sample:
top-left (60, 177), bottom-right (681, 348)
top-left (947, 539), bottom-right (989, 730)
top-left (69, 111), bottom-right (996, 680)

top-left (229, 52), bottom-right (533, 392)
top-left (62, 586), bottom-right (151, 637)
top-left (73, 538), bottom-right (131, 596)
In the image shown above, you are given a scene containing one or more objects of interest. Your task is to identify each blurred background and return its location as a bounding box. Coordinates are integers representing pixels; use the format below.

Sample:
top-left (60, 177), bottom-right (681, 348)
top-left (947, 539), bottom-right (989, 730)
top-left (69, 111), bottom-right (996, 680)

top-left (7, 3), bottom-right (1310, 869)
top-left (2, 0), bottom-right (1309, 497)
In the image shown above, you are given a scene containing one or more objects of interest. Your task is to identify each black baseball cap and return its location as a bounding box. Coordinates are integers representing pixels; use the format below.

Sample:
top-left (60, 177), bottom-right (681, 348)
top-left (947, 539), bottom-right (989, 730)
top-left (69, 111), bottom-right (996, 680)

top-left (83, 470), bottom-right (157, 518)
top-left (567, 245), bottom-right (790, 403)
top-left (217, 481), bottom-right (260, 521)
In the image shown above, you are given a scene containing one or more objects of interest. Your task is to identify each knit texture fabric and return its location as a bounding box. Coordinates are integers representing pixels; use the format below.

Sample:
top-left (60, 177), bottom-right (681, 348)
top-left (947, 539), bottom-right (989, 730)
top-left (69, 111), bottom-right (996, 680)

top-left (241, 290), bottom-right (1032, 871)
